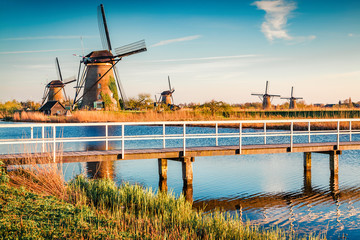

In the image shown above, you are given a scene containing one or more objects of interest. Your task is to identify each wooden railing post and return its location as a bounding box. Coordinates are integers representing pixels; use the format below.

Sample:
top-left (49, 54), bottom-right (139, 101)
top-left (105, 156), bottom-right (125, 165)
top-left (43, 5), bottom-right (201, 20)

top-left (53, 126), bottom-right (56, 162)
top-left (162, 123), bottom-right (166, 148)
top-left (121, 124), bottom-right (125, 159)
top-left (239, 123), bottom-right (242, 154)
top-left (215, 123), bottom-right (218, 146)
top-left (105, 124), bottom-right (108, 150)
top-left (337, 121), bottom-right (340, 149)
top-left (183, 124), bottom-right (186, 156)
top-left (290, 122), bottom-right (293, 152)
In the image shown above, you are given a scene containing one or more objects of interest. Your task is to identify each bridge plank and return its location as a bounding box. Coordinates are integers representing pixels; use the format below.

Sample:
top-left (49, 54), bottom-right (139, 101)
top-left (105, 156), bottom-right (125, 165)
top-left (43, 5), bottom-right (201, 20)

top-left (2, 141), bottom-right (360, 165)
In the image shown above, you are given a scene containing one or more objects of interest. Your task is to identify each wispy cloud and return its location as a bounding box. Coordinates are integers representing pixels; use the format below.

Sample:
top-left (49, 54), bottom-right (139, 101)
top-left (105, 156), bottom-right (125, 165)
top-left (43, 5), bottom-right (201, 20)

top-left (1, 35), bottom-right (96, 41)
top-left (0, 48), bottom-right (81, 54)
top-left (151, 35), bottom-right (201, 47)
top-left (348, 33), bottom-right (360, 37)
top-left (148, 54), bottom-right (259, 63)
top-left (252, 0), bottom-right (315, 43)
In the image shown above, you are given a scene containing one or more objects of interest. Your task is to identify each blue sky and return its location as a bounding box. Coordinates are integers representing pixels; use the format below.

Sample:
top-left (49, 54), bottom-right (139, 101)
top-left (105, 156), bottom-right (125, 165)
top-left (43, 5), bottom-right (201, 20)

top-left (0, 0), bottom-right (359, 104)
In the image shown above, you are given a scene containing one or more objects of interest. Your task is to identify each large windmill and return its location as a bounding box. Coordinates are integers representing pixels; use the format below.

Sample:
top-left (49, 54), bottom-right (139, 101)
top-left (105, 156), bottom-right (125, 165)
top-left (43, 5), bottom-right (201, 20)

top-left (281, 86), bottom-right (303, 109)
top-left (251, 81), bottom-right (280, 110)
top-left (159, 76), bottom-right (175, 105)
top-left (73, 4), bottom-right (147, 110)
top-left (41, 57), bottom-right (76, 106)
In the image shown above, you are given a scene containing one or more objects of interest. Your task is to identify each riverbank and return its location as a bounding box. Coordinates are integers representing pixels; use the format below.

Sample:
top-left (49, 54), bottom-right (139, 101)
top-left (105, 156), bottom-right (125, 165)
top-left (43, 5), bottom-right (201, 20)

top-left (12, 108), bottom-right (360, 123)
top-left (0, 161), bottom-right (322, 239)
top-left (9, 109), bottom-right (360, 131)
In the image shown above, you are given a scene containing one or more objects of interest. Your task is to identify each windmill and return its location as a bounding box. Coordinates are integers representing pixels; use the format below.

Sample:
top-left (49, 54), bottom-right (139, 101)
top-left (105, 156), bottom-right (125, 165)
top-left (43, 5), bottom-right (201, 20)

top-left (281, 86), bottom-right (303, 109)
top-left (73, 4), bottom-right (147, 110)
top-left (159, 76), bottom-right (175, 105)
top-left (41, 57), bottom-right (76, 106)
top-left (251, 81), bottom-right (280, 109)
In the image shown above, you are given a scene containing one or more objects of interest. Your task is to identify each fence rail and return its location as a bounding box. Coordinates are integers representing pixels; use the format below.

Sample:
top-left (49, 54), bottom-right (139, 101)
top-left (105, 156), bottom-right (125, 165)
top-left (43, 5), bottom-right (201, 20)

top-left (1, 118), bottom-right (360, 161)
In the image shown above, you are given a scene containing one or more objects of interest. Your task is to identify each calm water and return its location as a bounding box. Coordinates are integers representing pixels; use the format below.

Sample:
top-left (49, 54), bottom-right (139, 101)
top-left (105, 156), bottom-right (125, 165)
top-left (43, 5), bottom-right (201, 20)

top-left (2, 123), bottom-right (360, 239)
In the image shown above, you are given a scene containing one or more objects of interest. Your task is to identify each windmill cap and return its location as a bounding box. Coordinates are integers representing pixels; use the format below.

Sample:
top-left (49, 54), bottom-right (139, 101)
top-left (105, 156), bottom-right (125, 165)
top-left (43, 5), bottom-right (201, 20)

top-left (47, 80), bottom-right (64, 87)
top-left (85, 50), bottom-right (114, 62)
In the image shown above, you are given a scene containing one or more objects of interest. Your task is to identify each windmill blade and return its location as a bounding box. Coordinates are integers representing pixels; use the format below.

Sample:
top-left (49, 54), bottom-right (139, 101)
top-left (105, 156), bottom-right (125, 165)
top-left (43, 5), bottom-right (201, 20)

top-left (113, 65), bottom-right (128, 107)
top-left (171, 94), bottom-right (174, 105)
top-left (269, 94), bottom-right (281, 97)
top-left (97, 4), bottom-right (112, 51)
top-left (63, 76), bottom-right (77, 85)
top-left (114, 40), bottom-right (147, 58)
top-left (295, 97), bottom-right (303, 100)
top-left (168, 76), bottom-right (172, 91)
top-left (251, 93), bottom-right (263, 96)
top-left (55, 57), bottom-right (63, 82)
top-left (265, 81), bottom-right (269, 95)
top-left (291, 86), bottom-right (294, 98)
top-left (280, 97), bottom-right (291, 100)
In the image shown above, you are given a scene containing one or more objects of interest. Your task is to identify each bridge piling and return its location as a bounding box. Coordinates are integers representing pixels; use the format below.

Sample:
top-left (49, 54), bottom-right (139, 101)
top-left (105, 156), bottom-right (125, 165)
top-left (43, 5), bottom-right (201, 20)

top-left (182, 157), bottom-right (194, 186)
top-left (303, 152), bottom-right (312, 171)
top-left (329, 151), bottom-right (339, 175)
top-left (158, 158), bottom-right (168, 180)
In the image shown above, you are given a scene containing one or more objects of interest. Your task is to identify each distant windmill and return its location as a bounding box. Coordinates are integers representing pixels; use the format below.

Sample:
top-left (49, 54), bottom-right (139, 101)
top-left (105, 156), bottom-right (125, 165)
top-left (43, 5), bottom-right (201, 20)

top-left (251, 81), bottom-right (280, 109)
top-left (73, 4), bottom-right (147, 110)
top-left (159, 76), bottom-right (175, 105)
top-left (41, 57), bottom-right (76, 106)
top-left (281, 86), bottom-right (303, 109)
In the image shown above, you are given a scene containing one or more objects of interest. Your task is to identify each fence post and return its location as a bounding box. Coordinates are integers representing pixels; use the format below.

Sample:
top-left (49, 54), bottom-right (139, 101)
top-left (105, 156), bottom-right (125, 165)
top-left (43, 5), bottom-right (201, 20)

top-left (308, 122), bottom-right (311, 143)
top-left (337, 121), bottom-right (340, 149)
top-left (53, 126), bottom-right (56, 162)
top-left (121, 124), bottom-right (125, 159)
top-left (215, 123), bottom-right (218, 146)
top-left (239, 123), bottom-right (242, 154)
top-left (42, 126), bottom-right (45, 153)
top-left (349, 121), bottom-right (352, 142)
top-left (183, 124), bottom-right (186, 156)
top-left (264, 122), bottom-right (267, 144)
top-left (163, 123), bottom-right (166, 148)
top-left (105, 124), bottom-right (108, 150)
top-left (290, 122), bottom-right (293, 152)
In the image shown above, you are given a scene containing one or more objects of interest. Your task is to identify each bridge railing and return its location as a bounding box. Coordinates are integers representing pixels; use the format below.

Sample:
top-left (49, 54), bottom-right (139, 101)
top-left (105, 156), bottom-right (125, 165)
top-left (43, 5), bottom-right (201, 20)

top-left (0, 119), bottom-right (359, 160)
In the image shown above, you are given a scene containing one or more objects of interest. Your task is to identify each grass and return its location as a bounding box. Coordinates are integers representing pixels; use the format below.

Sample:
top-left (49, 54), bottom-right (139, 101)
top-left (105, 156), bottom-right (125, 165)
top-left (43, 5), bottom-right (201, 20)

top-left (0, 160), bottom-right (324, 239)
top-left (12, 108), bottom-right (360, 124)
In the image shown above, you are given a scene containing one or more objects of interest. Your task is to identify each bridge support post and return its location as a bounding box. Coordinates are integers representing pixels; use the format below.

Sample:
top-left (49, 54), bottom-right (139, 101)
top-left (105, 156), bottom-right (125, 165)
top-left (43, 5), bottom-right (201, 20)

top-left (329, 151), bottom-right (339, 175)
top-left (182, 157), bottom-right (194, 186)
top-left (303, 152), bottom-right (311, 171)
top-left (183, 184), bottom-right (193, 203)
top-left (158, 158), bottom-right (168, 180)
top-left (159, 179), bottom-right (168, 192)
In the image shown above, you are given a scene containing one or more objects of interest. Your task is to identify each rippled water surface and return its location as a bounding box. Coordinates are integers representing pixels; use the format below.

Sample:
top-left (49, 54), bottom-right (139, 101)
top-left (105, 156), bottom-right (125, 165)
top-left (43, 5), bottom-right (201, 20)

top-left (2, 123), bottom-right (360, 239)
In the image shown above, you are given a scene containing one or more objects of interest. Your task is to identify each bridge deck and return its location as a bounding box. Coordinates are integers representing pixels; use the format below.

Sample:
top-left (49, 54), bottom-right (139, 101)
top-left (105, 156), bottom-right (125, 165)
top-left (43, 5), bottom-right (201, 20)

top-left (2, 141), bottom-right (360, 165)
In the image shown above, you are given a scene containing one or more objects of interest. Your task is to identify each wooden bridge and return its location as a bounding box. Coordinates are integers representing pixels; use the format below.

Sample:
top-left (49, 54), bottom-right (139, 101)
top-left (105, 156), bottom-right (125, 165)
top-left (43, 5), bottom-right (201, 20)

top-left (1, 119), bottom-right (360, 192)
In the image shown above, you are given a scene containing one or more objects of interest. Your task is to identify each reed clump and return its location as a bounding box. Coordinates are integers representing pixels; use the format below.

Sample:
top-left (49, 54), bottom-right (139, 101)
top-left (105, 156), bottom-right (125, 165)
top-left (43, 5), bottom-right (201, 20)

top-left (1, 159), bottom-right (323, 239)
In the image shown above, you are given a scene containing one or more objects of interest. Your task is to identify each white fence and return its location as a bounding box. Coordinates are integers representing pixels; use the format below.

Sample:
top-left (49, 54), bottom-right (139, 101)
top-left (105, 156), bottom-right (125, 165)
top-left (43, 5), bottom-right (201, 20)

top-left (0, 119), bottom-right (359, 160)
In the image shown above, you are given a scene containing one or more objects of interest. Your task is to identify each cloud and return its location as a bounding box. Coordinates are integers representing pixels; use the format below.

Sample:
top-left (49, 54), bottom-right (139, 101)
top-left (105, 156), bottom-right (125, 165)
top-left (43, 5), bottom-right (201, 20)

top-left (0, 48), bottom-right (81, 54)
top-left (148, 54), bottom-right (260, 63)
top-left (253, 0), bottom-right (315, 43)
top-left (1, 35), bottom-right (96, 41)
top-left (151, 35), bottom-right (201, 47)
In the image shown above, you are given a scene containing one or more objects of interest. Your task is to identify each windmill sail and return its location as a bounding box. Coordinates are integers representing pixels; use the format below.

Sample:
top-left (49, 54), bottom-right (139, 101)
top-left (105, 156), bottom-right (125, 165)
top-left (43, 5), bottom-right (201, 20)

top-left (97, 4), bottom-right (112, 51)
top-left (114, 40), bottom-right (147, 58)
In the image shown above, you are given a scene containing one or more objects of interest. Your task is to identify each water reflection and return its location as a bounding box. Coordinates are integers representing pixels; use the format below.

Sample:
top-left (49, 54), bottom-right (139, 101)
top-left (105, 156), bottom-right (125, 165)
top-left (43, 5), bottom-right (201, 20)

top-left (84, 126), bottom-right (115, 180)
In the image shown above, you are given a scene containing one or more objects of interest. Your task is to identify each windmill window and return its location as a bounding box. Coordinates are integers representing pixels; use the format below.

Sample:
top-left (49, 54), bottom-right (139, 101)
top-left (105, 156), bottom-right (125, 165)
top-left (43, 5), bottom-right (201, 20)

top-left (98, 73), bottom-right (101, 77)
top-left (98, 94), bottom-right (101, 100)
top-left (98, 83), bottom-right (101, 89)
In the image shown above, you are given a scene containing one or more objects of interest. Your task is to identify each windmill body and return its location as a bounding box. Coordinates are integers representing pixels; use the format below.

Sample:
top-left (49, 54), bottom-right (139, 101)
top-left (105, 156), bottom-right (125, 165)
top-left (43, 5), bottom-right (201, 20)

top-left (41, 57), bottom-right (76, 107)
top-left (47, 80), bottom-right (65, 103)
top-left (251, 81), bottom-right (280, 110)
top-left (81, 51), bottom-right (119, 110)
top-left (73, 4), bottom-right (147, 110)
top-left (281, 87), bottom-right (303, 109)
top-left (159, 76), bottom-right (175, 105)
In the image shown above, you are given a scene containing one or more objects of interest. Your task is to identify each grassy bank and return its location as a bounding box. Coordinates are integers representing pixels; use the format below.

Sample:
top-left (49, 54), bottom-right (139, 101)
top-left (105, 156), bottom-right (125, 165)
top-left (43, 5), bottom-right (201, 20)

top-left (12, 108), bottom-right (360, 123)
top-left (0, 162), bottom-right (323, 239)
